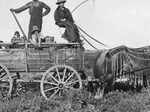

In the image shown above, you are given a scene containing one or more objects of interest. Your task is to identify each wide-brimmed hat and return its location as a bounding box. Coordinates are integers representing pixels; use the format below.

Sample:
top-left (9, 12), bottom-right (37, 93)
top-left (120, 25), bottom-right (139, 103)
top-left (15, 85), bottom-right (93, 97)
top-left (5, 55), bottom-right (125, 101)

top-left (56, 0), bottom-right (66, 4)
top-left (31, 26), bottom-right (40, 34)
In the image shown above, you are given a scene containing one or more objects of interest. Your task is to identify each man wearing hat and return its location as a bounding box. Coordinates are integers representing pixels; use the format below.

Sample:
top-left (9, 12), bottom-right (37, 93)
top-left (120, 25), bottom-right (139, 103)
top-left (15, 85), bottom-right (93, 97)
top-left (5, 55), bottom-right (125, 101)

top-left (10, 0), bottom-right (50, 40)
top-left (54, 0), bottom-right (82, 44)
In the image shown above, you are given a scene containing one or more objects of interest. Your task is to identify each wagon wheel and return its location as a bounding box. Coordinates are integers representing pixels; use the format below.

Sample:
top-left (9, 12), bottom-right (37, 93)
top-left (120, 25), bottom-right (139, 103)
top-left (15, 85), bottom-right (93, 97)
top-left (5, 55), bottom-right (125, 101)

top-left (41, 65), bottom-right (82, 100)
top-left (0, 64), bottom-right (12, 97)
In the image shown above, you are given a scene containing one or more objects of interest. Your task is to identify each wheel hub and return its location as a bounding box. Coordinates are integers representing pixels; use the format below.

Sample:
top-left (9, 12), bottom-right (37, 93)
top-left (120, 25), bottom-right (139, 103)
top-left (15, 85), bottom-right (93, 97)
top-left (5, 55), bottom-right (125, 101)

top-left (58, 83), bottom-right (64, 89)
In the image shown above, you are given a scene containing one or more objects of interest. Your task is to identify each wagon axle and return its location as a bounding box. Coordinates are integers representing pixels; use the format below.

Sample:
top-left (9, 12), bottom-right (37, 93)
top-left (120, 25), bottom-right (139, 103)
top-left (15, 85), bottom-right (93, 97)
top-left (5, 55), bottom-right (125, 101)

top-left (58, 83), bottom-right (64, 89)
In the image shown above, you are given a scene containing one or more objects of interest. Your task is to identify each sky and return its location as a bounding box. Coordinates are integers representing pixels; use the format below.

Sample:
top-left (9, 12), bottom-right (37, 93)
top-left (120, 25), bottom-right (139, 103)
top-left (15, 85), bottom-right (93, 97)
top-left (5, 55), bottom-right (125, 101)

top-left (1, 0), bottom-right (150, 49)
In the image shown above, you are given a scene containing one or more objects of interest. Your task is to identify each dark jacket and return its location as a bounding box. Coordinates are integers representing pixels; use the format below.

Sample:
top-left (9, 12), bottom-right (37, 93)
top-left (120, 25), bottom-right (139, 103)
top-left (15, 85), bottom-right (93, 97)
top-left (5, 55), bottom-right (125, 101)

top-left (54, 6), bottom-right (74, 27)
top-left (54, 6), bottom-right (81, 43)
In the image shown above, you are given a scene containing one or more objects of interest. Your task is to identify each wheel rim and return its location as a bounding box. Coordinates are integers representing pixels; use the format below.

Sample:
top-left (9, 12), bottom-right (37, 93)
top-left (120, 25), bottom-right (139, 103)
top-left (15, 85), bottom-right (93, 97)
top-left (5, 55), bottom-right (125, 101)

top-left (41, 65), bottom-right (82, 100)
top-left (0, 64), bottom-right (12, 97)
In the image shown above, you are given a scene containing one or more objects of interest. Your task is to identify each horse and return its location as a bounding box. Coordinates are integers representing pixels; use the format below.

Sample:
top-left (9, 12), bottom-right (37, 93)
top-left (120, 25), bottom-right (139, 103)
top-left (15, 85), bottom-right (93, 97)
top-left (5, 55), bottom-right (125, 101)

top-left (93, 45), bottom-right (150, 99)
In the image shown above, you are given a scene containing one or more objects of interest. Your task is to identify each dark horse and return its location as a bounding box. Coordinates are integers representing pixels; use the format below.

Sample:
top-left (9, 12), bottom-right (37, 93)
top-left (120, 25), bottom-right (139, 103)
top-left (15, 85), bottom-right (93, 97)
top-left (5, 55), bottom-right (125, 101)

top-left (93, 45), bottom-right (150, 98)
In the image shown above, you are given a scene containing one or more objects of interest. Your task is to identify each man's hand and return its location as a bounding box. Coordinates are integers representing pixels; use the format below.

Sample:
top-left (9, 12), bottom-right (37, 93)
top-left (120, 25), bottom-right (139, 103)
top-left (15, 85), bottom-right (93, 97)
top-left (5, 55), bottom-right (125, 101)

top-left (61, 18), bottom-right (66, 22)
top-left (42, 13), bottom-right (46, 17)
top-left (10, 8), bottom-right (16, 13)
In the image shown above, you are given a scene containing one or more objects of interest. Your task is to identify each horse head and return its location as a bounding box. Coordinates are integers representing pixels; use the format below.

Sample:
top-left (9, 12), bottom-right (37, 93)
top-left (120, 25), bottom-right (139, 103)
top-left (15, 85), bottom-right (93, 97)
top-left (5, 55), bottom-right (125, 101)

top-left (93, 46), bottom-right (135, 99)
top-left (93, 50), bottom-right (114, 99)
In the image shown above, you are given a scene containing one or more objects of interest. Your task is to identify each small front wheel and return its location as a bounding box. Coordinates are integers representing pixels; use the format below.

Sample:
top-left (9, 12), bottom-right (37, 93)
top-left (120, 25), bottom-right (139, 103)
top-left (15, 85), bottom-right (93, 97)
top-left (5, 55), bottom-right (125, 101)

top-left (41, 65), bottom-right (82, 100)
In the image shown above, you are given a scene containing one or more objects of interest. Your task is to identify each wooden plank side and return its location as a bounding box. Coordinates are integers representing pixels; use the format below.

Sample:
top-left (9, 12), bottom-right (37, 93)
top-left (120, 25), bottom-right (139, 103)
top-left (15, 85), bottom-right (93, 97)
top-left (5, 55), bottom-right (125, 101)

top-left (0, 44), bottom-right (83, 72)
top-left (27, 59), bottom-right (54, 63)
top-left (0, 49), bottom-right (26, 72)
top-left (28, 63), bottom-right (54, 72)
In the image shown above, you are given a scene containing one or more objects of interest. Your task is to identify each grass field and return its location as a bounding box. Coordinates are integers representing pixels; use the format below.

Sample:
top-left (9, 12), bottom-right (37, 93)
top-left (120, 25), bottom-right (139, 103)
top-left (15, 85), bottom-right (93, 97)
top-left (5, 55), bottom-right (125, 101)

top-left (1, 86), bottom-right (150, 112)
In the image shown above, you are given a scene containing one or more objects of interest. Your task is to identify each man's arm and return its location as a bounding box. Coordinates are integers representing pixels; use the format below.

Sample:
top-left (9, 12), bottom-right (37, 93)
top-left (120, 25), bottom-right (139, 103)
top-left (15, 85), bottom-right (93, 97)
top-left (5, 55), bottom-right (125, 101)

top-left (65, 8), bottom-right (74, 23)
top-left (41, 2), bottom-right (51, 17)
top-left (54, 8), bottom-right (60, 24)
top-left (11, 2), bottom-right (31, 13)
top-left (54, 8), bottom-right (65, 27)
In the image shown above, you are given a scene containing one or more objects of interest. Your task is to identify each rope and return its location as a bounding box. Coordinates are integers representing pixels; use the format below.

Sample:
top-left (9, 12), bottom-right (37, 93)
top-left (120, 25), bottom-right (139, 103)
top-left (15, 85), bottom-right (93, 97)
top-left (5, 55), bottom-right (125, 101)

top-left (71, 0), bottom-right (108, 48)
top-left (80, 33), bottom-right (99, 50)
top-left (78, 25), bottom-right (108, 47)
top-left (72, 0), bottom-right (90, 13)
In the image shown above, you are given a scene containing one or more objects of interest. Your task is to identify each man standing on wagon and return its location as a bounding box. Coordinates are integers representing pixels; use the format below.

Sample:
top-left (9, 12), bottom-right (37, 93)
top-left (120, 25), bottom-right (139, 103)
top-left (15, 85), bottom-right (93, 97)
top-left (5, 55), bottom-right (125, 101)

top-left (54, 0), bottom-right (83, 45)
top-left (10, 0), bottom-right (51, 40)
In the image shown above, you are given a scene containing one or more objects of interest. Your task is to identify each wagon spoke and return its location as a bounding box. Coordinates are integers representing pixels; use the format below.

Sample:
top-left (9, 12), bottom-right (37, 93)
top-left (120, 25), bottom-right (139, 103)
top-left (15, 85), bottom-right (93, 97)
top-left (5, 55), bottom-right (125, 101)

top-left (58, 89), bottom-right (62, 96)
top-left (0, 69), bottom-right (4, 73)
top-left (48, 73), bottom-right (59, 83)
top-left (50, 89), bottom-right (59, 98)
top-left (62, 67), bottom-right (67, 82)
top-left (66, 80), bottom-right (79, 86)
top-left (0, 76), bottom-right (8, 81)
top-left (44, 87), bottom-right (58, 93)
top-left (0, 73), bottom-right (7, 79)
top-left (43, 81), bottom-right (58, 86)
top-left (56, 67), bottom-right (61, 82)
top-left (65, 72), bottom-right (75, 83)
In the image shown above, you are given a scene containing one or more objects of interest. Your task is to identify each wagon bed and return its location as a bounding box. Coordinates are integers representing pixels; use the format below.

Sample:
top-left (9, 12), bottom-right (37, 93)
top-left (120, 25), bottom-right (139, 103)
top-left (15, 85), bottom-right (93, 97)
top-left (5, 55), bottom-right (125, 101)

top-left (0, 43), bottom-right (84, 72)
top-left (0, 42), bottom-right (85, 100)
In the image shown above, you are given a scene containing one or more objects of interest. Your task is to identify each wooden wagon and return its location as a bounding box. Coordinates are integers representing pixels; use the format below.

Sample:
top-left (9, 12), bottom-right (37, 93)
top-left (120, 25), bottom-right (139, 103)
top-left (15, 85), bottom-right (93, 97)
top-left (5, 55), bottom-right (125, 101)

top-left (0, 42), bottom-right (85, 100)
